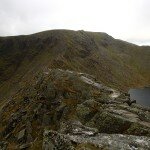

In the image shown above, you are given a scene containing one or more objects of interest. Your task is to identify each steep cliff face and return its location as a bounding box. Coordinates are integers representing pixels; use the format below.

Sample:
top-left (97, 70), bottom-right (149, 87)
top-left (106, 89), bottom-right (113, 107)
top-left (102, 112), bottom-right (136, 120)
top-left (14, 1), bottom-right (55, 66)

top-left (0, 69), bottom-right (150, 149)
top-left (0, 30), bottom-right (150, 100)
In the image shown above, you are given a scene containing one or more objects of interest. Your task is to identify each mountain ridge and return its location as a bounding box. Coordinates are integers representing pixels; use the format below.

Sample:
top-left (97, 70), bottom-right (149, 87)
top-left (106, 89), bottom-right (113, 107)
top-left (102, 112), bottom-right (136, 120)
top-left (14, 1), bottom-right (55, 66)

top-left (0, 68), bottom-right (150, 149)
top-left (0, 29), bottom-right (150, 100)
top-left (0, 28), bottom-right (150, 149)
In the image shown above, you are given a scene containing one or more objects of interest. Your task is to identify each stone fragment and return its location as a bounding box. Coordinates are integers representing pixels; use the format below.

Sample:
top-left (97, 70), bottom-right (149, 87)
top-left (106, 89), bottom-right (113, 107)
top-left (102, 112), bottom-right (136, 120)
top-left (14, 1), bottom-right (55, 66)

top-left (18, 129), bottom-right (26, 142)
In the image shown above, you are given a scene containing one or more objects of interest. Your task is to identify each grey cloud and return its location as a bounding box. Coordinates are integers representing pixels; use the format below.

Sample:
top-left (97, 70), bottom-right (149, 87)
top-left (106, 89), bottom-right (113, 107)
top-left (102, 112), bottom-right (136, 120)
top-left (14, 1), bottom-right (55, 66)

top-left (0, 0), bottom-right (58, 35)
top-left (0, 0), bottom-right (149, 46)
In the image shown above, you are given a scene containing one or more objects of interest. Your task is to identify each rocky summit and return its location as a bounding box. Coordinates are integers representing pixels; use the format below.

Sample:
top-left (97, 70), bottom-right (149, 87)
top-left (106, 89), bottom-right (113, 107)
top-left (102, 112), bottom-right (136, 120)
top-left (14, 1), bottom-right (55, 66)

top-left (0, 68), bottom-right (150, 149)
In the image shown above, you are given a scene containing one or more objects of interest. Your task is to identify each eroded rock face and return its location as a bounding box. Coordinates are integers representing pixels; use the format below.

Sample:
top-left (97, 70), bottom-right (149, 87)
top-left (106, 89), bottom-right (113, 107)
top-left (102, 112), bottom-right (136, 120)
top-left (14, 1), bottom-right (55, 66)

top-left (43, 130), bottom-right (150, 150)
top-left (0, 68), bottom-right (149, 149)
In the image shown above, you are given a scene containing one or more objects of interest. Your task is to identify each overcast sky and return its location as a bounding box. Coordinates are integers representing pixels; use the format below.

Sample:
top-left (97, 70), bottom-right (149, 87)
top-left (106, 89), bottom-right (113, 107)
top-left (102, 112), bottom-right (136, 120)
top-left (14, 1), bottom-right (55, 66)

top-left (0, 0), bottom-right (150, 45)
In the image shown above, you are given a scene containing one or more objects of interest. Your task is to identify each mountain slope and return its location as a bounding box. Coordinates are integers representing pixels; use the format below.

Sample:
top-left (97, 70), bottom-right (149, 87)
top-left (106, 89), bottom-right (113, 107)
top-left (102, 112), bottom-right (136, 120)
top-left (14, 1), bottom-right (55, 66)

top-left (0, 29), bottom-right (150, 99)
top-left (0, 69), bottom-right (150, 149)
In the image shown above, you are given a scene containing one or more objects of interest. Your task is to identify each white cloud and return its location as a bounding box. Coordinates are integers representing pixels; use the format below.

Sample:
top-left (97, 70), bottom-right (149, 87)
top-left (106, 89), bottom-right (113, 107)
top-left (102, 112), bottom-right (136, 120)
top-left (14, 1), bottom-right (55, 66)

top-left (0, 0), bottom-right (150, 45)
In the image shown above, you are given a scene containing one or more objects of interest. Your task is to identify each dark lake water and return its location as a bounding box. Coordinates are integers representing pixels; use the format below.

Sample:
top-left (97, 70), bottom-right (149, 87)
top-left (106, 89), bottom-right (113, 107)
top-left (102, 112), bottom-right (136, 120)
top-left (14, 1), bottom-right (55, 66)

top-left (128, 87), bottom-right (150, 107)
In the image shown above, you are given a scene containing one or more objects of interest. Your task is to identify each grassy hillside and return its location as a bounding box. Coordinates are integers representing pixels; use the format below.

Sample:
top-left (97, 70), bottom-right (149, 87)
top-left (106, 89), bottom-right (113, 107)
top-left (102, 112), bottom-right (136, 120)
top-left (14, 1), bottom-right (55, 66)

top-left (0, 29), bottom-right (149, 99)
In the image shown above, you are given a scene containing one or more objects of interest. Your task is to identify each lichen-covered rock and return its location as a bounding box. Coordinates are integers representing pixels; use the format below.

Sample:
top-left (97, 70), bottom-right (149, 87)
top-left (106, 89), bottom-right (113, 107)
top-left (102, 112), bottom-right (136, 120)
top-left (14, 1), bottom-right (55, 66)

top-left (42, 130), bottom-right (150, 150)
top-left (76, 100), bottom-right (100, 124)
top-left (42, 130), bottom-right (75, 150)
top-left (59, 120), bottom-right (98, 136)
top-left (92, 111), bottom-right (132, 133)
top-left (76, 104), bottom-right (93, 123)
top-left (126, 123), bottom-right (150, 136)
top-left (71, 133), bottom-right (150, 150)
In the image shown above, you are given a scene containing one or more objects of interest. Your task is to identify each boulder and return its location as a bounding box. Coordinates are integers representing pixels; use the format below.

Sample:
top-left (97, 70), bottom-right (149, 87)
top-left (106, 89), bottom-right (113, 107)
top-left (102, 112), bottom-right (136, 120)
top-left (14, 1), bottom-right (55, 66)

top-left (76, 100), bottom-right (100, 124)
top-left (92, 111), bottom-right (132, 133)
top-left (42, 130), bottom-right (75, 150)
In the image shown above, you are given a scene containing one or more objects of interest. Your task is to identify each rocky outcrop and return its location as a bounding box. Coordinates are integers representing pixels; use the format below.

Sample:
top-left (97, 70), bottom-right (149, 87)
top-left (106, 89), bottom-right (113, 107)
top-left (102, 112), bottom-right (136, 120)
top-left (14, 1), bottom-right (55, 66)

top-left (59, 120), bottom-right (98, 136)
top-left (43, 130), bottom-right (75, 150)
top-left (0, 68), bottom-right (149, 149)
top-left (43, 130), bottom-right (150, 150)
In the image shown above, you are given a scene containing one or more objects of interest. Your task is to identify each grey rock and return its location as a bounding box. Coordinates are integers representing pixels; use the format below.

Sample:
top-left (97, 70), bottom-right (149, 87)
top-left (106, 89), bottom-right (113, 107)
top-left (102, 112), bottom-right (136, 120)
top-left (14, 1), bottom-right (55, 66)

top-left (43, 129), bottom-right (75, 150)
top-left (19, 143), bottom-right (30, 149)
top-left (82, 99), bottom-right (101, 108)
top-left (0, 141), bottom-right (8, 150)
top-left (60, 120), bottom-right (98, 136)
top-left (18, 129), bottom-right (26, 142)
top-left (91, 111), bottom-right (132, 133)
top-left (43, 130), bottom-right (150, 150)
top-left (76, 100), bottom-right (98, 124)
top-left (69, 133), bottom-right (150, 150)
